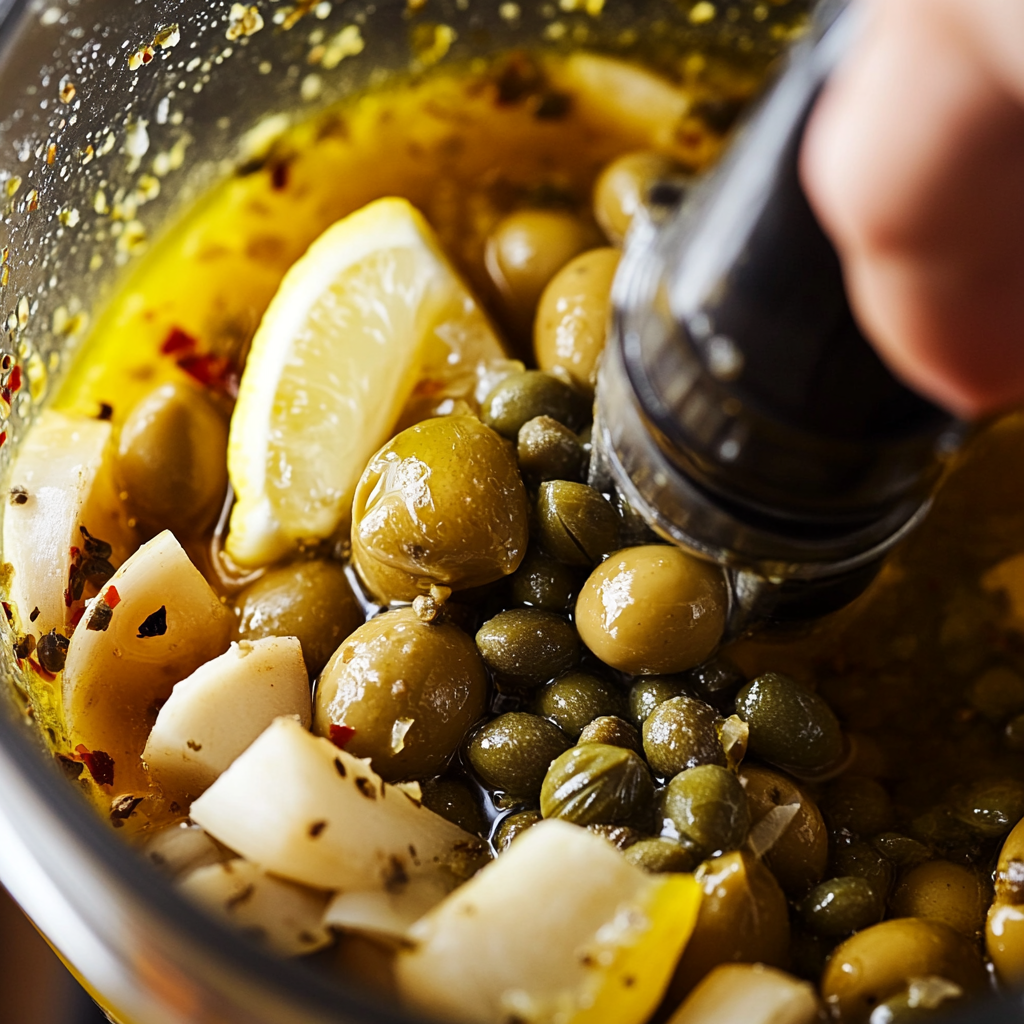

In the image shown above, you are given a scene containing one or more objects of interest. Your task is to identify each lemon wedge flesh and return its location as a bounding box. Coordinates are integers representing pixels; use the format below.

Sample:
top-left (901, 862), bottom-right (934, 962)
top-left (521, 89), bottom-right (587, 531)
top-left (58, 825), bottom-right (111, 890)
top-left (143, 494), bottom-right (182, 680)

top-left (226, 197), bottom-right (504, 568)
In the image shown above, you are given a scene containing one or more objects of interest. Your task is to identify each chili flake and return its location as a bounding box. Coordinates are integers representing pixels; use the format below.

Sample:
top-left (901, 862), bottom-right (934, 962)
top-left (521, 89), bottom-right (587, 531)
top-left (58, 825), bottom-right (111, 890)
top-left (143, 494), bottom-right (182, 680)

top-left (106, 586), bottom-right (121, 609)
top-left (27, 657), bottom-right (56, 682)
top-left (137, 606), bottom-right (168, 638)
top-left (7, 365), bottom-right (21, 392)
top-left (329, 724), bottom-right (356, 749)
top-left (75, 744), bottom-right (115, 787)
top-left (160, 326), bottom-right (198, 355)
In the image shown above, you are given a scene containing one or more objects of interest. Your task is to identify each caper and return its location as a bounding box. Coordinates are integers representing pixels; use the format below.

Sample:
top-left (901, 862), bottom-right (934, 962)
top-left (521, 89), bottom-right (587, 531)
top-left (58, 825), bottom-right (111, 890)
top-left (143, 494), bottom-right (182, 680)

top-left (642, 695), bottom-right (725, 778)
top-left (790, 927), bottom-right (837, 984)
top-left (663, 764), bottom-right (748, 860)
top-left (890, 860), bottom-right (989, 938)
top-left (682, 654), bottom-right (746, 707)
top-left (798, 876), bottom-right (882, 938)
top-left (578, 715), bottom-right (641, 752)
top-left (592, 151), bottom-right (685, 245)
top-left (116, 381), bottom-right (228, 538)
top-left (624, 836), bottom-right (701, 874)
top-left (821, 775), bottom-right (895, 838)
top-left (516, 416), bottom-right (586, 483)
top-left (587, 823), bottom-right (644, 851)
top-left (506, 547), bottom-right (581, 614)
top-left (314, 607), bottom-right (488, 781)
top-left (476, 609), bottom-right (580, 689)
top-left (968, 665), bottom-right (1024, 721)
top-left (576, 545), bottom-right (727, 675)
top-left (420, 777), bottom-right (487, 837)
top-left (531, 673), bottom-right (625, 739)
top-left (908, 804), bottom-right (976, 851)
top-left (534, 481), bottom-right (620, 568)
top-left (481, 371), bottom-right (589, 440)
top-left (351, 415), bottom-right (529, 603)
top-left (36, 629), bottom-right (69, 675)
top-left (492, 809), bottom-right (542, 852)
top-left (534, 247), bottom-right (619, 394)
top-left (734, 672), bottom-right (844, 775)
top-left (467, 713), bottom-right (571, 798)
top-left (951, 777), bottom-right (1024, 838)
top-left (871, 832), bottom-right (931, 871)
top-left (539, 743), bottom-right (654, 827)
top-left (235, 558), bottom-right (364, 677)
top-left (628, 675), bottom-right (688, 727)
top-left (831, 841), bottom-right (894, 906)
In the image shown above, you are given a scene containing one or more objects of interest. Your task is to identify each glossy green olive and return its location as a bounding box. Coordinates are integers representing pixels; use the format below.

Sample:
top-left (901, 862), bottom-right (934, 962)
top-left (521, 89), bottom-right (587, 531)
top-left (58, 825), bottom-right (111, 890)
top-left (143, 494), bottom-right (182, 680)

top-left (952, 777), bottom-right (1024, 838)
top-left (890, 860), bottom-right (989, 938)
top-left (993, 814), bottom-right (1024, 905)
top-left (420, 777), bottom-right (487, 837)
top-left (314, 607), bottom-right (487, 781)
top-left (534, 247), bottom-right (619, 394)
top-left (234, 559), bottom-right (364, 677)
top-left (664, 764), bottom-right (749, 860)
top-left (831, 841), bottom-right (894, 907)
top-left (116, 381), bottom-right (228, 538)
top-left (532, 673), bottom-right (625, 739)
top-left (539, 743), bottom-right (654, 827)
top-left (822, 775), bottom-right (895, 838)
top-left (868, 985), bottom-right (967, 1024)
top-left (592, 151), bottom-right (684, 245)
top-left (482, 371), bottom-right (589, 439)
top-left (628, 675), bottom-right (688, 727)
top-left (492, 809), bottom-right (542, 852)
top-left (535, 481), bottom-right (620, 567)
top-left (624, 836), bottom-right (701, 874)
top-left (642, 695), bottom-right (725, 777)
top-left (798, 876), bottom-right (882, 938)
top-left (506, 547), bottom-right (581, 614)
top-left (351, 415), bottom-right (529, 603)
top-left (576, 545), bottom-right (727, 675)
top-left (475, 608), bottom-right (580, 689)
top-left (467, 712), bottom-right (571, 798)
top-left (968, 665), bottom-right (1024, 721)
top-left (988, 903), bottom-right (1024, 988)
top-left (578, 715), bottom-right (641, 752)
top-left (871, 833), bottom-right (931, 871)
top-left (735, 672), bottom-right (844, 775)
top-left (516, 416), bottom-right (585, 483)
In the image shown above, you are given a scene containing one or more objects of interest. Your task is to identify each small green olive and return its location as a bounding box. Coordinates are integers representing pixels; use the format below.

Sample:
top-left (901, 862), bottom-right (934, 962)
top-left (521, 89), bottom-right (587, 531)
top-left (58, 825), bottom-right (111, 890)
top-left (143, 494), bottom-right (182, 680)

top-left (475, 608), bottom-right (580, 689)
top-left (798, 876), bottom-right (882, 938)
top-left (482, 370), bottom-right (589, 439)
top-left (831, 841), bottom-right (894, 907)
top-left (890, 860), bottom-right (989, 938)
top-left (506, 547), bottom-right (581, 614)
top-left (576, 545), bottom-right (727, 675)
top-left (420, 777), bottom-right (487, 837)
top-left (993, 814), bottom-right (1024, 904)
top-left (734, 673), bottom-right (844, 775)
top-left (628, 675), bottom-right (688, 727)
top-left (868, 984), bottom-right (967, 1024)
top-left (968, 665), bottom-right (1024, 721)
top-left (116, 381), bottom-right (228, 538)
top-left (234, 558), bottom-right (364, 677)
top-left (592, 151), bottom-right (685, 245)
top-left (532, 673), bottom-right (625, 739)
top-left (492, 809), bottom-right (542, 852)
top-left (539, 743), bottom-right (654, 827)
top-left (663, 764), bottom-right (749, 860)
top-left (516, 416), bottom-right (586, 483)
top-left (587, 823), bottom-right (645, 851)
top-left (313, 607), bottom-right (487, 781)
top-left (821, 775), bottom-right (895, 838)
top-left (535, 480), bottom-right (620, 567)
top-left (467, 712), bottom-right (571, 798)
top-left (578, 715), bottom-right (641, 752)
top-left (351, 415), bottom-right (529, 603)
top-left (624, 836), bottom-right (701, 874)
top-left (951, 777), bottom-right (1024, 838)
top-left (642, 695), bottom-right (725, 777)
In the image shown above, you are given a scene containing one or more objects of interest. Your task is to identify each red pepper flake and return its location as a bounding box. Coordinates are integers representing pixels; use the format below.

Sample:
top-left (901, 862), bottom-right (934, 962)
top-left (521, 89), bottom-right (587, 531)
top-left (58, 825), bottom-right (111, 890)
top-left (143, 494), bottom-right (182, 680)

top-left (26, 657), bottom-right (55, 682)
top-left (69, 606), bottom-right (86, 631)
top-left (0, 388), bottom-right (10, 406)
top-left (329, 724), bottom-right (356, 749)
top-left (160, 326), bottom-right (198, 356)
top-left (75, 744), bottom-right (115, 787)
top-left (176, 353), bottom-right (240, 398)
top-left (0, 432), bottom-right (8, 449)
top-left (106, 586), bottom-right (121, 609)
top-left (7, 365), bottom-right (22, 392)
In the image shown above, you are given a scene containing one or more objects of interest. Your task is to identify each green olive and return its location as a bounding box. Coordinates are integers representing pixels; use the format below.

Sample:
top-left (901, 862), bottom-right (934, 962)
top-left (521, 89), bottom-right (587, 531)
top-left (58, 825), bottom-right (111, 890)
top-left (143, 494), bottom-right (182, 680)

top-left (587, 823), bottom-right (645, 851)
top-left (116, 381), bottom-right (228, 538)
top-left (506, 547), bottom-right (581, 614)
top-left (420, 777), bottom-right (487, 837)
top-left (642, 695), bottom-right (725, 777)
top-left (968, 665), bottom-right (1024, 721)
top-left (890, 861), bottom-right (989, 938)
top-left (481, 371), bottom-right (589, 439)
top-left (988, 903), bottom-right (1024, 988)
top-left (734, 673), bottom-right (844, 776)
top-left (740, 765), bottom-right (827, 898)
top-left (234, 559), bottom-right (364, 677)
top-left (624, 836), bottom-right (701, 874)
top-left (493, 809), bottom-right (542, 852)
top-left (576, 545), bottom-right (727, 675)
top-left (789, 927), bottom-right (837, 985)
top-left (994, 814), bottom-right (1024, 905)
top-left (467, 712), bottom-right (571, 798)
top-left (798, 876), bottom-right (882, 938)
top-left (351, 415), bottom-right (529, 603)
top-left (821, 775), bottom-right (895, 838)
top-left (534, 247), bottom-right (619, 394)
top-left (516, 416), bottom-right (586, 483)
top-left (628, 675), bottom-right (688, 727)
top-left (1005, 713), bottom-right (1024, 751)
top-left (868, 984), bottom-right (967, 1024)
top-left (592, 151), bottom-right (685, 245)
top-left (535, 480), bottom-right (620, 567)
top-left (475, 608), bottom-right (580, 689)
top-left (821, 919), bottom-right (987, 1024)
top-left (539, 743), bottom-right (654, 827)
top-left (313, 607), bottom-right (487, 781)
top-left (663, 764), bottom-right (749, 860)
top-left (532, 673), bottom-right (625, 739)
top-left (578, 715), bottom-right (641, 752)
top-left (831, 841), bottom-right (894, 907)
top-left (951, 777), bottom-right (1024, 838)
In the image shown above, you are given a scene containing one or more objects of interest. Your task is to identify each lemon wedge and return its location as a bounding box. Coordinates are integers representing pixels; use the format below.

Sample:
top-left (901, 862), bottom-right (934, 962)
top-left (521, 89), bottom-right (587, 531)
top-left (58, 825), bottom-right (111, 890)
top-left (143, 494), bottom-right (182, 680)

top-left (225, 197), bottom-right (505, 568)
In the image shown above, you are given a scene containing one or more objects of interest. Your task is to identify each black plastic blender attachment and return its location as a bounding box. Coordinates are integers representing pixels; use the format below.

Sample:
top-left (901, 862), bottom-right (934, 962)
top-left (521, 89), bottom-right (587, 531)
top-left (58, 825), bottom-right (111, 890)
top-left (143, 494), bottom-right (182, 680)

top-left (592, 0), bottom-right (966, 629)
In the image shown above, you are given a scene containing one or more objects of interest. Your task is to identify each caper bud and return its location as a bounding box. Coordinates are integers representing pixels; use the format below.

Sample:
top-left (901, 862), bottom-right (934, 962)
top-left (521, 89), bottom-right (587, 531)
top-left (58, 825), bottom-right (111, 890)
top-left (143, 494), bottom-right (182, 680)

top-left (532, 673), bottom-right (625, 739)
top-left (506, 547), bottom-right (581, 614)
top-left (798, 876), bottom-right (882, 938)
top-left (475, 608), bottom-right (580, 689)
top-left (663, 764), bottom-right (749, 859)
top-left (890, 860), bottom-right (989, 938)
top-left (624, 836), bottom-right (701, 874)
top-left (535, 480), bottom-right (620, 568)
top-left (540, 743), bottom-right (654, 827)
top-left (235, 559), bottom-right (364, 677)
top-left (516, 416), bottom-right (586, 483)
top-left (467, 713), bottom-right (571, 798)
top-left (642, 695), bottom-right (725, 777)
top-left (628, 675), bottom-right (687, 727)
top-left (968, 665), bottom-right (1024, 721)
top-left (578, 715), bottom-right (641, 752)
top-left (952, 777), bottom-right (1024, 838)
top-left (831, 841), bottom-right (894, 906)
top-left (682, 654), bottom-right (746, 707)
top-left (593, 151), bottom-right (685, 245)
top-left (871, 832), bottom-right (931, 871)
top-left (116, 381), bottom-right (228, 538)
top-left (735, 672), bottom-right (844, 775)
top-left (36, 629), bottom-right (69, 675)
top-left (482, 371), bottom-right (589, 440)
top-left (420, 777), bottom-right (487, 837)
top-left (821, 775), bottom-right (895, 838)
top-left (492, 809), bottom-right (542, 852)
top-left (587, 823), bottom-right (644, 851)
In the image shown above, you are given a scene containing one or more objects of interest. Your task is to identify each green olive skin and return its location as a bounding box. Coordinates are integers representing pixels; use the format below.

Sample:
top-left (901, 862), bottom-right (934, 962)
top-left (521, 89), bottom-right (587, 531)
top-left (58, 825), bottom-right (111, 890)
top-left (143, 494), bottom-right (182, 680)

top-left (351, 416), bottom-right (529, 604)
top-left (539, 743), bottom-right (654, 827)
top-left (642, 695), bottom-right (725, 778)
top-left (821, 775), bottom-right (895, 838)
top-left (798, 876), bottom-right (883, 938)
top-left (234, 559), bottom-right (364, 677)
top-left (535, 481), bottom-right (620, 567)
top-left (467, 712), bottom-right (571, 798)
top-left (683, 655), bottom-right (746, 707)
top-left (534, 247), bottom-right (620, 394)
top-left (952, 777), bottom-right (1024, 838)
top-left (628, 675), bottom-right (688, 727)
top-left (624, 837), bottom-right (701, 874)
top-left (593, 151), bottom-right (684, 245)
top-left (734, 673), bottom-right (845, 775)
top-left (831, 841), bottom-right (894, 908)
top-left (492, 809), bottom-right (542, 852)
top-left (578, 715), bottom-right (641, 752)
top-left (506, 547), bottom-right (581, 615)
top-left (869, 988), bottom-right (967, 1024)
top-left (313, 607), bottom-right (487, 781)
top-left (116, 381), bottom-right (228, 538)
top-left (420, 777), bottom-right (487, 837)
top-left (664, 764), bottom-right (749, 860)
top-left (890, 860), bottom-right (989, 938)
top-left (576, 545), bottom-right (727, 675)
top-left (871, 833), bottom-right (931, 871)
top-left (475, 608), bottom-right (580, 689)
top-left (516, 416), bottom-right (586, 483)
top-left (482, 371), bottom-right (589, 440)
top-left (532, 673), bottom-right (626, 739)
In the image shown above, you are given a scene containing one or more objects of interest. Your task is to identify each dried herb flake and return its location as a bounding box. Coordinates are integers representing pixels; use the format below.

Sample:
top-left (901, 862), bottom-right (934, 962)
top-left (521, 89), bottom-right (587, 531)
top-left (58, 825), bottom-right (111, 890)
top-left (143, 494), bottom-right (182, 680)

top-left (137, 606), bottom-right (167, 638)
